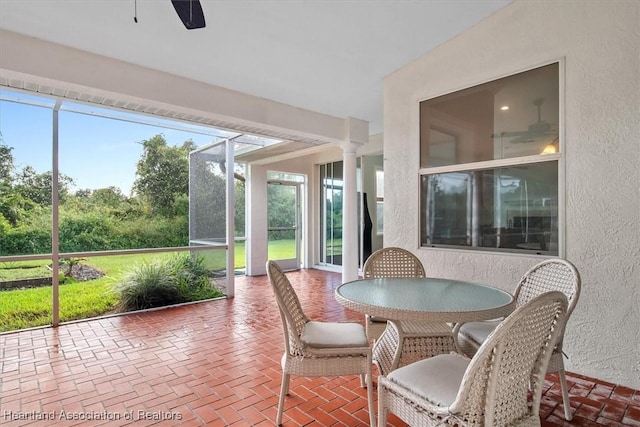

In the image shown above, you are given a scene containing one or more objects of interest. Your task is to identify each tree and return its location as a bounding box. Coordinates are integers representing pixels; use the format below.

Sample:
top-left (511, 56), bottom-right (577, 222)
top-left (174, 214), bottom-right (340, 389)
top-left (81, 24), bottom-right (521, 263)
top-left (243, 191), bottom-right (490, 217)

top-left (91, 186), bottom-right (127, 207)
top-left (133, 134), bottom-right (197, 216)
top-left (14, 166), bottom-right (75, 205)
top-left (0, 137), bottom-right (14, 182)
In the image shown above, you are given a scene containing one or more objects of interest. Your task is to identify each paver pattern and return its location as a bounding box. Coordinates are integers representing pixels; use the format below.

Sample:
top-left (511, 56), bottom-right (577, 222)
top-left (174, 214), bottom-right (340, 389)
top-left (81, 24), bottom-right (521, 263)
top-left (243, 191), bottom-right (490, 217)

top-left (1, 269), bottom-right (638, 426)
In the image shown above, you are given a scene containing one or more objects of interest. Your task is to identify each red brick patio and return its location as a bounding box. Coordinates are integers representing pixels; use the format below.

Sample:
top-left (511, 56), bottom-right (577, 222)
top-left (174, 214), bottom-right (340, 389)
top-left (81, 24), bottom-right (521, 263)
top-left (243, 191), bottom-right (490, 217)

top-left (1, 268), bottom-right (638, 426)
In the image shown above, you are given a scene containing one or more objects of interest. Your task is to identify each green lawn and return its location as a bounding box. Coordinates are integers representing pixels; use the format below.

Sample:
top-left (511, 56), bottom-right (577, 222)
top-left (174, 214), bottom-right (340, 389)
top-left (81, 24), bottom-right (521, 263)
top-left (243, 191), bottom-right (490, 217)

top-left (0, 240), bottom-right (297, 332)
top-left (267, 239), bottom-right (297, 259)
top-left (0, 260), bottom-right (51, 281)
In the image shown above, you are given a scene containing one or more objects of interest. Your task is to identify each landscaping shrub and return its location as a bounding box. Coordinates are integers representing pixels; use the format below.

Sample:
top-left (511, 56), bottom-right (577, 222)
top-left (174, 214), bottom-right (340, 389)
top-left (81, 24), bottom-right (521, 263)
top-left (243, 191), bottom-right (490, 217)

top-left (59, 212), bottom-right (116, 252)
top-left (118, 216), bottom-right (188, 248)
top-left (115, 253), bottom-right (223, 312)
top-left (1, 201), bottom-right (190, 256)
top-left (0, 226), bottom-right (52, 254)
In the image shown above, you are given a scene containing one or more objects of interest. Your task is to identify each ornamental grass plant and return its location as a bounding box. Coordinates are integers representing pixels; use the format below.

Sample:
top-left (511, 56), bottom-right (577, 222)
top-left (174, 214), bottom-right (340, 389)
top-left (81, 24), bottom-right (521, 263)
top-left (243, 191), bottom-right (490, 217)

top-left (116, 253), bottom-right (224, 312)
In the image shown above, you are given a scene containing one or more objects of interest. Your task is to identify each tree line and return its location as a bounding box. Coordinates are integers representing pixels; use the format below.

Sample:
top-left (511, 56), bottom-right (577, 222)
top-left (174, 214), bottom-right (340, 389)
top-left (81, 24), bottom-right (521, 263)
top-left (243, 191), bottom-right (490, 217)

top-left (1, 134), bottom-right (223, 255)
top-left (0, 132), bottom-right (302, 257)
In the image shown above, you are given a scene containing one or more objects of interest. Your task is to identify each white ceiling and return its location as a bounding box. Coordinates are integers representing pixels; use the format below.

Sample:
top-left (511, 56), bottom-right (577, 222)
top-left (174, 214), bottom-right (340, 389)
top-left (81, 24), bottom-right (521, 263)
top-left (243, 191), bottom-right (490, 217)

top-left (0, 0), bottom-right (512, 135)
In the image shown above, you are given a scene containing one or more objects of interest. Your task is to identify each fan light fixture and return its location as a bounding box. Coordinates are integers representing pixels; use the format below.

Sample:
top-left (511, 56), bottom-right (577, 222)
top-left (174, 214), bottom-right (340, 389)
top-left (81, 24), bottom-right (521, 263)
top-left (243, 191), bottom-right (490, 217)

top-left (541, 139), bottom-right (559, 155)
top-left (493, 98), bottom-right (557, 144)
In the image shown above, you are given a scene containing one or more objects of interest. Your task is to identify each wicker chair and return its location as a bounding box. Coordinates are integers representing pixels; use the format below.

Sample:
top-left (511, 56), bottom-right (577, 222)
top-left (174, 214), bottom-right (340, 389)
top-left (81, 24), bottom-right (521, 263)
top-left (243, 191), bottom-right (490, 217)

top-left (378, 291), bottom-right (569, 427)
top-left (266, 261), bottom-right (375, 427)
top-left (453, 258), bottom-right (581, 421)
top-left (363, 247), bottom-right (456, 375)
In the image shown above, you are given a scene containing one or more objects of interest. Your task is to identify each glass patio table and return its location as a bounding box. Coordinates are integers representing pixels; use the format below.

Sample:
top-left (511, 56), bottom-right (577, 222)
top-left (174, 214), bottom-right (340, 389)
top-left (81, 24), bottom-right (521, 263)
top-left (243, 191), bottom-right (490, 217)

top-left (335, 277), bottom-right (514, 374)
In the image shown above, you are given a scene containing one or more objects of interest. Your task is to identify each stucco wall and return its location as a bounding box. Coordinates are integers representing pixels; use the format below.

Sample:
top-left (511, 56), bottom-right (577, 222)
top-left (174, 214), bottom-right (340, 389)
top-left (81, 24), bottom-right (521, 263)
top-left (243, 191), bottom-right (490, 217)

top-left (384, 0), bottom-right (639, 388)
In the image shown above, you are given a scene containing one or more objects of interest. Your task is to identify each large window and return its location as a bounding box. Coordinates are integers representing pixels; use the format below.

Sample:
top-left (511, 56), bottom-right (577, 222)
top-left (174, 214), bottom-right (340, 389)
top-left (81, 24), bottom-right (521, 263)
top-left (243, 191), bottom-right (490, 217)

top-left (420, 63), bottom-right (560, 255)
top-left (375, 169), bottom-right (384, 235)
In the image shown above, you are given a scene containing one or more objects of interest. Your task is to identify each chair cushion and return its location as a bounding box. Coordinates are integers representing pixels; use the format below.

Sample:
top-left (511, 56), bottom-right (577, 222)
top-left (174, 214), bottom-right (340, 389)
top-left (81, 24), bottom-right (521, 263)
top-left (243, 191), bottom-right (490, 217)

top-left (459, 320), bottom-right (500, 345)
top-left (386, 353), bottom-right (470, 407)
top-left (301, 321), bottom-right (369, 348)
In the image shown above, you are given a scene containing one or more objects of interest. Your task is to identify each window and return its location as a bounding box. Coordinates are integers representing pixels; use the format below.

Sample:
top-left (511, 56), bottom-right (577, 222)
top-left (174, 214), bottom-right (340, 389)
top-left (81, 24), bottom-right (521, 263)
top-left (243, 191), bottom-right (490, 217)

top-left (375, 169), bottom-right (384, 235)
top-left (319, 161), bottom-right (343, 266)
top-left (419, 63), bottom-right (560, 255)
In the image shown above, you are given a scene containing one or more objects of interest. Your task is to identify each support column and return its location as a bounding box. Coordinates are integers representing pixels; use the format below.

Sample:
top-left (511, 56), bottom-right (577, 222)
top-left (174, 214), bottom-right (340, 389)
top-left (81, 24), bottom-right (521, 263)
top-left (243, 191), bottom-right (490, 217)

top-left (342, 141), bottom-right (360, 283)
top-left (341, 117), bottom-right (368, 283)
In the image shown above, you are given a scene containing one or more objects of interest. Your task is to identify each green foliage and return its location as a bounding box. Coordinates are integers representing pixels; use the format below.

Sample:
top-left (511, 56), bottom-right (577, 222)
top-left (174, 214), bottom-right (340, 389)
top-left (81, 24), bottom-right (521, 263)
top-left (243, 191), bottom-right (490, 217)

top-left (0, 226), bottom-right (51, 255)
top-left (14, 166), bottom-right (75, 205)
top-left (90, 186), bottom-right (127, 206)
top-left (115, 254), bottom-right (223, 312)
top-left (326, 190), bottom-right (343, 239)
top-left (133, 135), bottom-right (195, 216)
top-left (234, 179), bottom-right (246, 237)
top-left (117, 215), bottom-right (188, 248)
top-left (0, 192), bottom-right (38, 227)
top-left (267, 184), bottom-right (296, 240)
top-left (0, 207), bottom-right (189, 255)
top-left (1, 132), bottom-right (227, 257)
top-left (0, 138), bottom-right (14, 181)
top-left (59, 211), bottom-right (115, 252)
top-left (0, 214), bottom-right (10, 234)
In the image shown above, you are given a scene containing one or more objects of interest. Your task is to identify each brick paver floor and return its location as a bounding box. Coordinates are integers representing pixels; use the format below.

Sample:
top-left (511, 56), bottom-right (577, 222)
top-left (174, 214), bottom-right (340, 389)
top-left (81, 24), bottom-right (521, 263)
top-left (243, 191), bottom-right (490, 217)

top-left (1, 268), bottom-right (638, 426)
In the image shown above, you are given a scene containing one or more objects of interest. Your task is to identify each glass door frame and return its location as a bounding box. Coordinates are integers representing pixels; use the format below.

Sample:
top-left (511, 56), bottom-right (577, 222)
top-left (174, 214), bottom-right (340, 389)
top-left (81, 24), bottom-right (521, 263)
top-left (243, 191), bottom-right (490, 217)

top-left (267, 179), bottom-right (302, 271)
top-left (319, 161), bottom-right (344, 267)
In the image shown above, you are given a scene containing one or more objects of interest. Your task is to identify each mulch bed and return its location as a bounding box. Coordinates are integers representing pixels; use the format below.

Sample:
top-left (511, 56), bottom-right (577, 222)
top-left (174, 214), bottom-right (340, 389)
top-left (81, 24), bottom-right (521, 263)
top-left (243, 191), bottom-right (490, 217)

top-left (0, 263), bottom-right (105, 290)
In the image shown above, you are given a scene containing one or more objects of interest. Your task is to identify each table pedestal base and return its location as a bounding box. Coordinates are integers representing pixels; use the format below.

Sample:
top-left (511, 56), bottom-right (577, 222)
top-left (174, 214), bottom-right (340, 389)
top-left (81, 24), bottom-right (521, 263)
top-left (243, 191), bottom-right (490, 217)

top-left (372, 320), bottom-right (456, 376)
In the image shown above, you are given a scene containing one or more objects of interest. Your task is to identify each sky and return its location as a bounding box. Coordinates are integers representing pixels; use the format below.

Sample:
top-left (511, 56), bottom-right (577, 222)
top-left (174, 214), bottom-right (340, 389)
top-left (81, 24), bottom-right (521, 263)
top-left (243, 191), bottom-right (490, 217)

top-left (0, 90), bottom-right (234, 195)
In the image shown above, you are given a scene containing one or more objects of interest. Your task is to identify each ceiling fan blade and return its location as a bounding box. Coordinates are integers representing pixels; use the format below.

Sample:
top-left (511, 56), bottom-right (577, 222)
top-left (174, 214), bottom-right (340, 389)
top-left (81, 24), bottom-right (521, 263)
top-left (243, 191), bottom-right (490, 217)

top-left (171, 0), bottom-right (206, 30)
top-left (492, 131), bottom-right (529, 138)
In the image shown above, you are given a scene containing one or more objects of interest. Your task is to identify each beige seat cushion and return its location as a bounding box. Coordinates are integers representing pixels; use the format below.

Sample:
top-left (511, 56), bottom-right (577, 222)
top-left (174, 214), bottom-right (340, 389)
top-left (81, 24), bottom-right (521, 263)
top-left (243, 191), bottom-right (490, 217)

top-left (459, 320), bottom-right (500, 345)
top-left (301, 321), bottom-right (369, 348)
top-left (386, 353), bottom-right (470, 407)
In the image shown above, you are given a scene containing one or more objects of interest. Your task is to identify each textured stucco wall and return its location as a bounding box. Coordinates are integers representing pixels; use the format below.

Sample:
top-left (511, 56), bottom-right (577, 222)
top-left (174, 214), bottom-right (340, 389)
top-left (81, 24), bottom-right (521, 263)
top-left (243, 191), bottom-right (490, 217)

top-left (384, 0), bottom-right (639, 388)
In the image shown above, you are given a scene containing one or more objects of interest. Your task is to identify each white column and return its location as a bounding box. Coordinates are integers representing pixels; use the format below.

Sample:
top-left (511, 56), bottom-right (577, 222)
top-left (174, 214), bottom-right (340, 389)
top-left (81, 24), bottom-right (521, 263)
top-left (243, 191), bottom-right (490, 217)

top-left (341, 141), bottom-right (360, 283)
top-left (340, 117), bottom-right (369, 283)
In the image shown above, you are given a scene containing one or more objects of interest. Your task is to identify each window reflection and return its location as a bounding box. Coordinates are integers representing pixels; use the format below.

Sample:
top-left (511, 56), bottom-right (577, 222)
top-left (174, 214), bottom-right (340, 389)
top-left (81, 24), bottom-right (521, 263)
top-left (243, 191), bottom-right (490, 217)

top-left (420, 63), bottom-right (559, 167)
top-left (421, 162), bottom-right (558, 254)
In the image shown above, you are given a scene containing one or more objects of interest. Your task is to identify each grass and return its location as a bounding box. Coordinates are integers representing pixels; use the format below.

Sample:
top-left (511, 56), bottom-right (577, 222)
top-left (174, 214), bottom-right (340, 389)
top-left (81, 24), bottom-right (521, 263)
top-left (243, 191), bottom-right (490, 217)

top-left (0, 239), bottom-right (298, 332)
top-left (267, 239), bottom-right (297, 259)
top-left (0, 278), bottom-right (118, 332)
top-left (0, 260), bottom-right (51, 281)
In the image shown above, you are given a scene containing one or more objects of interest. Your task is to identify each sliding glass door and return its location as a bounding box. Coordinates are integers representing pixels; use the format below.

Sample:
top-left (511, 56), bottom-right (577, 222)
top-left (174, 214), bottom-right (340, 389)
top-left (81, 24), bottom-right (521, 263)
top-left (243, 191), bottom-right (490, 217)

top-left (319, 161), bottom-right (343, 266)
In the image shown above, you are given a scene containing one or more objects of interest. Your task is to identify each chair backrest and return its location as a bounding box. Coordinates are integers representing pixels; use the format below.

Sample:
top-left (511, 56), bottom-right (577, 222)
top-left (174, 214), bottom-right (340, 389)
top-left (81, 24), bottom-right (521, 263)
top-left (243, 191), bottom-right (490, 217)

top-left (514, 259), bottom-right (580, 350)
top-left (451, 291), bottom-right (568, 426)
top-left (266, 260), bottom-right (309, 356)
top-left (514, 258), bottom-right (581, 313)
top-left (363, 247), bottom-right (425, 278)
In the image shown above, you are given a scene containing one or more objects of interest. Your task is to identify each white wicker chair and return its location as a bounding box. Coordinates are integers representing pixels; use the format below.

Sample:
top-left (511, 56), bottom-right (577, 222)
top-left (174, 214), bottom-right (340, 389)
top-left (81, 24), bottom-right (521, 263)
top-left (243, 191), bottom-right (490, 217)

top-left (378, 291), bottom-right (569, 427)
top-left (266, 261), bottom-right (375, 427)
top-left (363, 247), bottom-right (456, 376)
top-left (453, 258), bottom-right (581, 420)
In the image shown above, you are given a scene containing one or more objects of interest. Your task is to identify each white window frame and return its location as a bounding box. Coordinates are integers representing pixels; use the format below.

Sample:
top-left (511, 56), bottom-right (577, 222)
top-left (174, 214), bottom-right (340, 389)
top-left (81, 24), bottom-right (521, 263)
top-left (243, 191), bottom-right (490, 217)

top-left (418, 60), bottom-right (565, 257)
